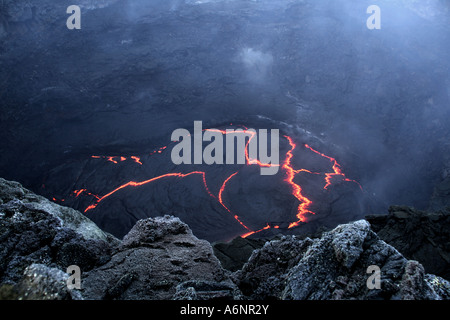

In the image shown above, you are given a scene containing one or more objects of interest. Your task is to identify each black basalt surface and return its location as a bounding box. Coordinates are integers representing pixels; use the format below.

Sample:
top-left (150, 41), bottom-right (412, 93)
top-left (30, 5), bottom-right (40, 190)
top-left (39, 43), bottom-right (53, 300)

top-left (1, 1), bottom-right (450, 246)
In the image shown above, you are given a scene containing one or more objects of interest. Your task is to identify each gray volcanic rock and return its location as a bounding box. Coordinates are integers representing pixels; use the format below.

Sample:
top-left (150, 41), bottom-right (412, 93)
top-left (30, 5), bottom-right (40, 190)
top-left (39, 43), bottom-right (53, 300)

top-left (233, 236), bottom-right (314, 299)
top-left (213, 237), bottom-right (267, 272)
top-left (0, 178), bottom-right (115, 286)
top-left (1, 177), bottom-right (449, 300)
top-left (0, 178), bottom-right (112, 241)
top-left (81, 216), bottom-right (240, 300)
top-left (121, 215), bottom-right (191, 248)
top-left (0, 177), bottom-right (240, 300)
top-left (14, 263), bottom-right (82, 300)
top-left (173, 280), bottom-right (242, 300)
top-left (366, 206), bottom-right (450, 280)
top-left (234, 220), bottom-right (450, 300)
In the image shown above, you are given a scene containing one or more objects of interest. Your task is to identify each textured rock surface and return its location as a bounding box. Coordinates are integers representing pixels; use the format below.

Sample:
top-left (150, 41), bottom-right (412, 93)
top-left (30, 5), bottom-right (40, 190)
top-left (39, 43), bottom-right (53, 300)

top-left (233, 236), bottom-right (315, 299)
top-left (366, 206), bottom-right (450, 280)
top-left (81, 216), bottom-right (240, 300)
top-left (0, 178), bottom-right (240, 300)
top-left (234, 220), bottom-right (450, 300)
top-left (173, 280), bottom-right (242, 300)
top-left (0, 178), bottom-right (111, 241)
top-left (0, 178), bottom-right (115, 286)
top-left (14, 263), bottom-right (82, 300)
top-left (1, 177), bottom-right (449, 300)
top-left (213, 237), bottom-right (267, 272)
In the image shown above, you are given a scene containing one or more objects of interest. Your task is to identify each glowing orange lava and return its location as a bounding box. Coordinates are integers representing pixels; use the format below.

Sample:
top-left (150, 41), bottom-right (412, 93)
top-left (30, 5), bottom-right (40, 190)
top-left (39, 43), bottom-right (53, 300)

top-left (62, 130), bottom-right (362, 239)
top-left (304, 144), bottom-right (363, 191)
top-left (204, 128), bottom-right (280, 168)
top-left (283, 136), bottom-right (315, 229)
top-left (218, 172), bottom-right (252, 230)
top-left (73, 189), bottom-right (87, 197)
top-left (130, 156), bottom-right (143, 165)
top-left (90, 155), bottom-right (145, 166)
top-left (84, 171), bottom-right (211, 213)
top-left (150, 146), bottom-right (168, 155)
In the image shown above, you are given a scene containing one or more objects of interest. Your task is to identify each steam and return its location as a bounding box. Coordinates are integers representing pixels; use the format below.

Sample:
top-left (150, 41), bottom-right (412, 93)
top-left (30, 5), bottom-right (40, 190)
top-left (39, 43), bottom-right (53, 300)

top-left (1, 0), bottom-right (450, 216)
top-left (239, 48), bottom-right (274, 84)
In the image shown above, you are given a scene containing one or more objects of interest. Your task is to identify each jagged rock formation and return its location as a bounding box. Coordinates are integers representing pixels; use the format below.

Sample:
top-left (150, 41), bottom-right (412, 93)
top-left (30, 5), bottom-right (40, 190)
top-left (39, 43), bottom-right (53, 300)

top-left (233, 220), bottom-right (450, 300)
top-left (14, 263), bottom-right (83, 300)
top-left (1, 178), bottom-right (449, 300)
top-left (81, 216), bottom-right (240, 300)
top-left (0, 178), bottom-right (240, 300)
top-left (366, 206), bottom-right (450, 280)
top-left (0, 177), bottom-right (115, 287)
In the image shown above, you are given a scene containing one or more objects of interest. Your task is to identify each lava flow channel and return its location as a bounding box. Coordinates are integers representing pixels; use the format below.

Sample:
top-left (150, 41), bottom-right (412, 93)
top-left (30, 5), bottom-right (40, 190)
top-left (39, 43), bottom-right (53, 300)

top-left (204, 128), bottom-right (280, 169)
top-left (91, 155), bottom-right (143, 165)
top-left (217, 171), bottom-right (253, 232)
top-left (283, 136), bottom-right (315, 229)
top-left (304, 144), bottom-right (363, 191)
top-left (83, 171), bottom-right (215, 212)
top-left (215, 170), bottom-right (275, 238)
top-left (67, 132), bottom-right (362, 239)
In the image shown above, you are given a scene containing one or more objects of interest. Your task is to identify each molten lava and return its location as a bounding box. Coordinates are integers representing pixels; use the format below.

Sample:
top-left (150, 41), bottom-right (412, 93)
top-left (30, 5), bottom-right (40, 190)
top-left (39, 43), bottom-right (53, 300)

top-left (91, 155), bottom-right (144, 165)
top-left (59, 128), bottom-right (363, 239)
top-left (304, 144), bottom-right (363, 191)
top-left (83, 171), bottom-right (212, 212)
top-left (283, 136), bottom-right (315, 229)
top-left (218, 171), bottom-right (252, 231)
top-left (130, 156), bottom-right (143, 165)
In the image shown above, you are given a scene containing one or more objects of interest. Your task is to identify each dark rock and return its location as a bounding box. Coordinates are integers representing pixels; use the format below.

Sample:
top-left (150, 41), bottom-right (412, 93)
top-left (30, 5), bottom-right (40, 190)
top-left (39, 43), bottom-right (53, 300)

top-left (121, 215), bottom-right (190, 248)
top-left (105, 272), bottom-right (137, 300)
top-left (0, 178), bottom-right (115, 286)
top-left (0, 178), bottom-right (114, 242)
top-left (234, 220), bottom-right (450, 300)
top-left (4, 0), bottom-right (444, 243)
top-left (213, 237), bottom-right (267, 272)
top-left (366, 206), bottom-right (450, 280)
top-left (173, 280), bottom-right (241, 300)
top-left (81, 216), bottom-right (241, 300)
top-left (13, 263), bottom-right (82, 300)
top-left (0, 284), bottom-right (19, 300)
top-left (0, 177), bottom-right (241, 300)
top-left (1, 177), bottom-right (449, 300)
top-left (233, 236), bottom-right (313, 299)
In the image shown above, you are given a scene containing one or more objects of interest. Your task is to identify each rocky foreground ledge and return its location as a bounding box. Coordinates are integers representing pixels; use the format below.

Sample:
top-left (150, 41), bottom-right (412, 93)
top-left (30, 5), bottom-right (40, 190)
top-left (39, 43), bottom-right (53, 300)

top-left (0, 178), bottom-right (449, 300)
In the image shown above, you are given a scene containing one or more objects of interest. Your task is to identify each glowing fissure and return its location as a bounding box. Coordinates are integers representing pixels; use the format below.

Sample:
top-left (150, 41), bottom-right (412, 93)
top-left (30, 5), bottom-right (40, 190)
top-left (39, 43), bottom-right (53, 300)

top-left (204, 128), bottom-right (279, 168)
top-left (82, 172), bottom-right (212, 213)
top-left (91, 155), bottom-right (143, 165)
top-left (304, 144), bottom-right (363, 191)
top-left (150, 146), bottom-right (168, 155)
top-left (60, 130), bottom-right (362, 239)
top-left (283, 136), bottom-right (314, 229)
top-left (241, 224), bottom-right (271, 239)
top-left (73, 189), bottom-right (100, 201)
top-left (217, 171), bottom-right (251, 230)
